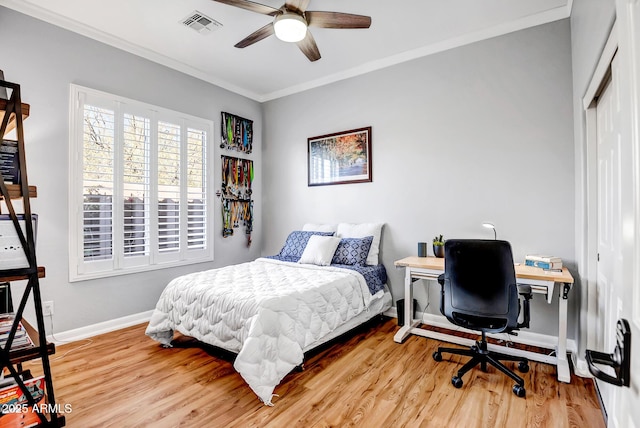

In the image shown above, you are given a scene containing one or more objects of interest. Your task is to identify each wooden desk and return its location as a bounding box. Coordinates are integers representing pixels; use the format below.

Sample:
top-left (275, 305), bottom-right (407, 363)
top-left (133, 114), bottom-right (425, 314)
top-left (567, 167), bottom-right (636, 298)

top-left (393, 256), bottom-right (574, 383)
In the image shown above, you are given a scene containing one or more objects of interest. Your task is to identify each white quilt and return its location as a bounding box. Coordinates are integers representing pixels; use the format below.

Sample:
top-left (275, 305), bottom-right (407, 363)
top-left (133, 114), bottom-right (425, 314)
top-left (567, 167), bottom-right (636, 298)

top-left (145, 257), bottom-right (379, 405)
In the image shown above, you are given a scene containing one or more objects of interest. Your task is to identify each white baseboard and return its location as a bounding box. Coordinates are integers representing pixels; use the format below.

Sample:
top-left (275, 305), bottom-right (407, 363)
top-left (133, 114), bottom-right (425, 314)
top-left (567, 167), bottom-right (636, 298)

top-left (573, 357), bottom-right (593, 378)
top-left (47, 310), bottom-right (153, 344)
top-left (382, 308), bottom-right (397, 318)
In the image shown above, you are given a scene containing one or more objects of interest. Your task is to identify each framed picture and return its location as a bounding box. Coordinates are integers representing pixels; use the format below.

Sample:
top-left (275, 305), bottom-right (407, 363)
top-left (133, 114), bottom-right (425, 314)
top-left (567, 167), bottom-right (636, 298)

top-left (307, 126), bottom-right (372, 186)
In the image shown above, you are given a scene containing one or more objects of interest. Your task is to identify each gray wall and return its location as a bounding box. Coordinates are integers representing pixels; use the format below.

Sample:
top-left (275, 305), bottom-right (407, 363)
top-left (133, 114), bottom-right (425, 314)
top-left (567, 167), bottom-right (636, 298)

top-left (0, 7), bottom-right (263, 332)
top-left (262, 19), bottom-right (575, 337)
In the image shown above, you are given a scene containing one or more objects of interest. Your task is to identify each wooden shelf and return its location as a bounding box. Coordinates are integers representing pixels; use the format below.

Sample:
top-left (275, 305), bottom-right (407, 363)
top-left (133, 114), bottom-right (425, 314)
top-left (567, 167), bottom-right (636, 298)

top-left (0, 266), bottom-right (45, 283)
top-left (0, 184), bottom-right (37, 200)
top-left (0, 98), bottom-right (30, 137)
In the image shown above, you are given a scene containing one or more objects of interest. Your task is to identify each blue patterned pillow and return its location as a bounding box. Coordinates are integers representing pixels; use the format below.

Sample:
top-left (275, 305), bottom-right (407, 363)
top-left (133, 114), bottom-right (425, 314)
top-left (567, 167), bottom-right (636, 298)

top-left (331, 236), bottom-right (374, 265)
top-left (278, 231), bottom-right (334, 259)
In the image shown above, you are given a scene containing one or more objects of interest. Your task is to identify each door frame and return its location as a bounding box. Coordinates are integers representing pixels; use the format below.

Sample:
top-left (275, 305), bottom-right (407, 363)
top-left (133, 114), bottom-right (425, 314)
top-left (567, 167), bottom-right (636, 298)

top-left (578, 21), bottom-right (619, 377)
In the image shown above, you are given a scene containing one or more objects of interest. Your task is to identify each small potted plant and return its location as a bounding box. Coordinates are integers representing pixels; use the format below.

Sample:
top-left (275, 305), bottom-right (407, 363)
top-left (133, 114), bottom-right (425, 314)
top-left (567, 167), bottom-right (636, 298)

top-left (433, 235), bottom-right (445, 258)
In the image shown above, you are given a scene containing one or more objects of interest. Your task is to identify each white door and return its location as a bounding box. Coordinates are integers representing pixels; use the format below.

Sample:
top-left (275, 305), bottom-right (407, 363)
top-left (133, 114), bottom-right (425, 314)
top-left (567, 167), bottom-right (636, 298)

top-left (614, 2), bottom-right (640, 427)
top-left (595, 53), bottom-right (622, 419)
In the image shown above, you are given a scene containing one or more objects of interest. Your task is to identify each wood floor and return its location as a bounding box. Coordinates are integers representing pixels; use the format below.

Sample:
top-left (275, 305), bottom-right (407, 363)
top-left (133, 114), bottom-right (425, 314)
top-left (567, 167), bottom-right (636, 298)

top-left (23, 317), bottom-right (605, 428)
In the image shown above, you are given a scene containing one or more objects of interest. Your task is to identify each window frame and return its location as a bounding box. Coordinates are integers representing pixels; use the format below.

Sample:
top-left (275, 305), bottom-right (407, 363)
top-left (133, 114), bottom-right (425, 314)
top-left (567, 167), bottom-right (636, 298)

top-left (68, 84), bottom-right (214, 282)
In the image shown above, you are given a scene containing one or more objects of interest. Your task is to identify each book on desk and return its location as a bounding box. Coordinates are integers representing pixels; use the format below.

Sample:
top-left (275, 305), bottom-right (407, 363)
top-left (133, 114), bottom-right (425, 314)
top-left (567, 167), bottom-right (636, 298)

top-left (525, 254), bottom-right (562, 270)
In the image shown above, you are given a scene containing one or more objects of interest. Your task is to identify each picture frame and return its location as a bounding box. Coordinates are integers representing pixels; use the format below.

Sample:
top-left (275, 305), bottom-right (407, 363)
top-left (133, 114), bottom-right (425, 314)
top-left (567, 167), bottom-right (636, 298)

top-left (307, 126), bottom-right (372, 186)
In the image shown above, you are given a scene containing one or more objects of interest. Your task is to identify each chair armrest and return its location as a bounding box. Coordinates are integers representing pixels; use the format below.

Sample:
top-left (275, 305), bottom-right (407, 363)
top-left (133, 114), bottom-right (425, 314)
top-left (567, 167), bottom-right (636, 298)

top-left (437, 274), bottom-right (445, 316)
top-left (518, 284), bottom-right (532, 296)
top-left (517, 284), bottom-right (532, 329)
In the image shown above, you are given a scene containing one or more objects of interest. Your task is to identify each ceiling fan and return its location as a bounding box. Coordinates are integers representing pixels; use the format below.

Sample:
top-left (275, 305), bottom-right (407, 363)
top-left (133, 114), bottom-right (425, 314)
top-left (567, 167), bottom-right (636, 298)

top-left (213, 0), bottom-right (372, 62)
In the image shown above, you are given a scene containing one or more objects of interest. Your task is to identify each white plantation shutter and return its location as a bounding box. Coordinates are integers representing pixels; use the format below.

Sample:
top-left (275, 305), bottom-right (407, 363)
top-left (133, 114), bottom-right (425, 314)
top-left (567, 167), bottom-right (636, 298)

top-left (157, 121), bottom-right (181, 254)
top-left (122, 113), bottom-right (150, 258)
top-left (69, 85), bottom-right (213, 281)
top-left (82, 105), bottom-right (115, 261)
top-left (187, 128), bottom-right (206, 250)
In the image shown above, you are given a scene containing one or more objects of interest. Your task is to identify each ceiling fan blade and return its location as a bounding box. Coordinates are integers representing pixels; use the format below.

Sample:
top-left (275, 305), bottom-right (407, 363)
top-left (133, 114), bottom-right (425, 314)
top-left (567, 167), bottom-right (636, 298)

top-left (296, 31), bottom-right (321, 62)
top-left (306, 11), bottom-right (372, 29)
top-left (212, 0), bottom-right (279, 16)
top-left (284, 0), bottom-right (311, 13)
top-left (235, 23), bottom-right (275, 48)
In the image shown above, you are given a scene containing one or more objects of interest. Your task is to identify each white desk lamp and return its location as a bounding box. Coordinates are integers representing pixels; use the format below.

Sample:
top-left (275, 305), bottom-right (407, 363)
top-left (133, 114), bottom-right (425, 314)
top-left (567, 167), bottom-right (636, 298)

top-left (482, 222), bottom-right (497, 240)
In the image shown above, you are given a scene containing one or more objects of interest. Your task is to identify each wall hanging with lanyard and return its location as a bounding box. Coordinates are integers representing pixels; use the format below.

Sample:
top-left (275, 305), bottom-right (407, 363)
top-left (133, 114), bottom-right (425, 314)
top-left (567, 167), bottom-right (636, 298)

top-left (220, 155), bottom-right (254, 246)
top-left (220, 112), bottom-right (253, 154)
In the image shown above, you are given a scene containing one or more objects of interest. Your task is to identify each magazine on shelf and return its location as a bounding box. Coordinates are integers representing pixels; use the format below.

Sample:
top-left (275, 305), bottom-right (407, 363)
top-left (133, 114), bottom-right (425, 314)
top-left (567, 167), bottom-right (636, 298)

top-left (0, 375), bottom-right (46, 428)
top-left (0, 315), bottom-right (34, 351)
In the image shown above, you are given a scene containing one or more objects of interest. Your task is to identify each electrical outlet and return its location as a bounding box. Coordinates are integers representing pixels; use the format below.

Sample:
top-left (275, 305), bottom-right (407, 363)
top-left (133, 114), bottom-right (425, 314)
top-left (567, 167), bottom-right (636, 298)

top-left (43, 301), bottom-right (54, 317)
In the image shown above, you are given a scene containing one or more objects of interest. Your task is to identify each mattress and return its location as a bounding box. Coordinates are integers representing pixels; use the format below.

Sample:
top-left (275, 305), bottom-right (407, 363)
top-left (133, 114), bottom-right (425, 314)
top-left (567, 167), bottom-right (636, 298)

top-left (145, 257), bottom-right (390, 405)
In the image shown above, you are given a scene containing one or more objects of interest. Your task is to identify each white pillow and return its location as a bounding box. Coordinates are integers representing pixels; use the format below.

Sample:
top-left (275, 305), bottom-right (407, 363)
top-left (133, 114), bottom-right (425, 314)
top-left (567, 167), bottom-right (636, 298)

top-left (298, 235), bottom-right (341, 266)
top-left (302, 223), bottom-right (337, 233)
top-left (336, 223), bottom-right (384, 265)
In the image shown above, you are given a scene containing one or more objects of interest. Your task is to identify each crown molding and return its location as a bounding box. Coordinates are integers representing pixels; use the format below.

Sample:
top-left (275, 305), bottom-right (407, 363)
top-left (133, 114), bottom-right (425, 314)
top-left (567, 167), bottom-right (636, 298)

top-left (259, 4), bottom-right (572, 101)
top-left (1, 0), bottom-right (571, 103)
top-left (0, 0), bottom-right (262, 101)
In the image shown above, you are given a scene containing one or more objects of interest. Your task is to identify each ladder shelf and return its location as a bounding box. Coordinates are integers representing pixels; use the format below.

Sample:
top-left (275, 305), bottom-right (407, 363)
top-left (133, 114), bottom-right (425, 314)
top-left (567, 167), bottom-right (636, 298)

top-left (0, 79), bottom-right (64, 427)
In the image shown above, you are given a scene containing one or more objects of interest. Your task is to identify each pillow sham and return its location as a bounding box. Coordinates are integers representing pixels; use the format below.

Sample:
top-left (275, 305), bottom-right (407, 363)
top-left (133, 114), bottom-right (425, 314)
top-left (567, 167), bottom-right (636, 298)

top-left (299, 235), bottom-right (341, 266)
top-left (278, 230), bottom-right (334, 259)
top-left (331, 236), bottom-right (373, 266)
top-left (302, 223), bottom-right (338, 233)
top-left (336, 223), bottom-right (384, 265)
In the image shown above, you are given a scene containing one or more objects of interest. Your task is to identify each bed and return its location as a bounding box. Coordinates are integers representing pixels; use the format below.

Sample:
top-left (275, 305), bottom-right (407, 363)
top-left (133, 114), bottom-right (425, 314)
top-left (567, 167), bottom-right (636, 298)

top-left (145, 223), bottom-right (391, 405)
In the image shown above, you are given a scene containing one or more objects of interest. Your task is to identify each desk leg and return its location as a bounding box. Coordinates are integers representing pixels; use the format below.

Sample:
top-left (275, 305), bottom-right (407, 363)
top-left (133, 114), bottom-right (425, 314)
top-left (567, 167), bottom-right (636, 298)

top-left (556, 282), bottom-right (571, 383)
top-left (394, 267), bottom-right (419, 343)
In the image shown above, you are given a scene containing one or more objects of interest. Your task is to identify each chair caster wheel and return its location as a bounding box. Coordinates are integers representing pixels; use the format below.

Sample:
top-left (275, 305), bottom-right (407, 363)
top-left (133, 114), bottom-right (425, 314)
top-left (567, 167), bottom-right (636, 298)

top-left (433, 351), bottom-right (442, 362)
top-left (518, 361), bottom-right (530, 373)
top-left (452, 376), bottom-right (463, 388)
top-left (513, 384), bottom-right (526, 397)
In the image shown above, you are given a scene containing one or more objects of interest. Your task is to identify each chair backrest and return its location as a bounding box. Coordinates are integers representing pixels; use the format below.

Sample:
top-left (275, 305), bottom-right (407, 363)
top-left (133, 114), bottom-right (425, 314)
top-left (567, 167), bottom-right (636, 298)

top-left (441, 239), bottom-right (519, 333)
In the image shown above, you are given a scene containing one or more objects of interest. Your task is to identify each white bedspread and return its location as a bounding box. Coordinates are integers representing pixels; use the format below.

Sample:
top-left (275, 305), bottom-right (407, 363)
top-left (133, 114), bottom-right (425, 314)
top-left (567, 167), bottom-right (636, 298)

top-left (145, 257), bottom-right (378, 405)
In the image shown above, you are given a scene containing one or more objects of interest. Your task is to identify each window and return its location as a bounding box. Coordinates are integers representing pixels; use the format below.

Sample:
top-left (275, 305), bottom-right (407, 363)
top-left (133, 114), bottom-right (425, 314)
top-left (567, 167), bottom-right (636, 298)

top-left (69, 85), bottom-right (213, 281)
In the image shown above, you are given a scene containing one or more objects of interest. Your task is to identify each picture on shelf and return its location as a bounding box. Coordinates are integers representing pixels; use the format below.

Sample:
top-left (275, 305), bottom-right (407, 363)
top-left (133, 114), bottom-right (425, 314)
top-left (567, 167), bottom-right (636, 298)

top-left (0, 283), bottom-right (12, 314)
top-left (0, 140), bottom-right (20, 184)
top-left (0, 214), bottom-right (38, 270)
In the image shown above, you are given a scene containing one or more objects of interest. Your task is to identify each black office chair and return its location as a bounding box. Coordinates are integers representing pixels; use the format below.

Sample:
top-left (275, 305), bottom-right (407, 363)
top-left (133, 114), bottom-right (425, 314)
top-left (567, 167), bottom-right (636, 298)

top-left (432, 239), bottom-right (532, 397)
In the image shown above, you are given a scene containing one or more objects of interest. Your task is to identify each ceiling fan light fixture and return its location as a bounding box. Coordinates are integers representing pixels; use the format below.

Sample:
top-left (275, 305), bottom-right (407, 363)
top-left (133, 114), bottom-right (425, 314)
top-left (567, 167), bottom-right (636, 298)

top-left (274, 12), bottom-right (307, 42)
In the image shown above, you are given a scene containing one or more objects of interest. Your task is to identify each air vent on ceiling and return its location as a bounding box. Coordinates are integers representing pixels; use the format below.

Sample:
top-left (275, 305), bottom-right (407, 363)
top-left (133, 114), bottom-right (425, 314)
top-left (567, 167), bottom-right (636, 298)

top-left (181, 11), bottom-right (222, 34)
